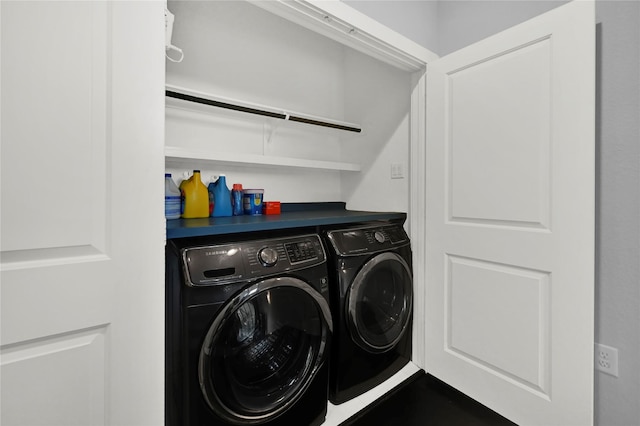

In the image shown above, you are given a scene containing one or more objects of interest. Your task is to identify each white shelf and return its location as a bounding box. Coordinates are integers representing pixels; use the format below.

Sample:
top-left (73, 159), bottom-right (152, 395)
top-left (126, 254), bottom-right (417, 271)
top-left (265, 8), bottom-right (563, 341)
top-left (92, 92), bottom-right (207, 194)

top-left (165, 146), bottom-right (361, 172)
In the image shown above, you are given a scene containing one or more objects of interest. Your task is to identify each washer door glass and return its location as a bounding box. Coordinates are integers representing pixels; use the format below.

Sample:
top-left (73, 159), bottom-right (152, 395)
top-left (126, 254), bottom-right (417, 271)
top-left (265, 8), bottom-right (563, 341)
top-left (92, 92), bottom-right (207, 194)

top-left (347, 252), bottom-right (412, 353)
top-left (199, 277), bottom-right (332, 425)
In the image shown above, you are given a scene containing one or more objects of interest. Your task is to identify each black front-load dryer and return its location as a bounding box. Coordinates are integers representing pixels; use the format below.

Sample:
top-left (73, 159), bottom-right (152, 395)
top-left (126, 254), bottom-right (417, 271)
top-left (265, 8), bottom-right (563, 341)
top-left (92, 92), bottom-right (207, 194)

top-left (165, 232), bottom-right (332, 426)
top-left (323, 222), bottom-right (413, 405)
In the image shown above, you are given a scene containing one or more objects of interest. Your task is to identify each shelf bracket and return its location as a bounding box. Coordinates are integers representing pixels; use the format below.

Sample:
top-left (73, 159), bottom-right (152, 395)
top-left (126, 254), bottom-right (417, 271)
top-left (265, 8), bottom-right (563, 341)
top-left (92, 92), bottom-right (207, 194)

top-left (263, 118), bottom-right (282, 153)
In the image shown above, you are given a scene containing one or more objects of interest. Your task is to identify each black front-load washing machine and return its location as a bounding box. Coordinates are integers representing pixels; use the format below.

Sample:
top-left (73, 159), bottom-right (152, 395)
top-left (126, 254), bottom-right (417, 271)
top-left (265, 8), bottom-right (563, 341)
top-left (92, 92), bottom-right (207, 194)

top-left (323, 222), bottom-right (413, 404)
top-left (165, 231), bottom-right (332, 426)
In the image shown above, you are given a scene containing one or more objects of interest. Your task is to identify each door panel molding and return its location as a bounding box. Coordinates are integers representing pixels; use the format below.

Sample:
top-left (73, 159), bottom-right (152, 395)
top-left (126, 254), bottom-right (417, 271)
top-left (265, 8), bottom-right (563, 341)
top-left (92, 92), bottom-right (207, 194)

top-left (445, 254), bottom-right (551, 396)
top-left (0, 246), bottom-right (110, 271)
top-left (444, 37), bottom-right (552, 230)
top-left (0, 1), bottom-right (109, 254)
top-left (0, 326), bottom-right (107, 426)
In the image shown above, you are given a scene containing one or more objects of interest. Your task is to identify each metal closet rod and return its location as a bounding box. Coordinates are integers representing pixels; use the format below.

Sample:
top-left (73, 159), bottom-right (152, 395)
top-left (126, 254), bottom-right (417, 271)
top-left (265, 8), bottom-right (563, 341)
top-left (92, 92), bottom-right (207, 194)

top-left (165, 89), bottom-right (362, 133)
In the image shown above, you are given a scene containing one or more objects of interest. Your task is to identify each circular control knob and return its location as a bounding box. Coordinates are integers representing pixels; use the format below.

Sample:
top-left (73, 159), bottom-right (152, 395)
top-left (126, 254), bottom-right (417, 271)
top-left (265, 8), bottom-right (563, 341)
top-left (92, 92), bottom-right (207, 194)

top-left (258, 247), bottom-right (278, 267)
top-left (374, 231), bottom-right (386, 243)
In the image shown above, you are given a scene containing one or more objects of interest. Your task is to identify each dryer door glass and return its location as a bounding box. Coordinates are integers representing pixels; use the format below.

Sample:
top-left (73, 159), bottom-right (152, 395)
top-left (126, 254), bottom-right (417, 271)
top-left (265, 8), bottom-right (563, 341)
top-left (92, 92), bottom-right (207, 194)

top-left (347, 252), bottom-right (412, 352)
top-left (199, 277), bottom-right (331, 424)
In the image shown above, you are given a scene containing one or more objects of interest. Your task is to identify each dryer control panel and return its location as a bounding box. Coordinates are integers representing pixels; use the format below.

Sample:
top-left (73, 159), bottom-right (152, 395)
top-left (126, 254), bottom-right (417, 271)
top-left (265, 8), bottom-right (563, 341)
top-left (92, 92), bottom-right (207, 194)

top-left (182, 234), bottom-right (326, 286)
top-left (326, 224), bottom-right (409, 256)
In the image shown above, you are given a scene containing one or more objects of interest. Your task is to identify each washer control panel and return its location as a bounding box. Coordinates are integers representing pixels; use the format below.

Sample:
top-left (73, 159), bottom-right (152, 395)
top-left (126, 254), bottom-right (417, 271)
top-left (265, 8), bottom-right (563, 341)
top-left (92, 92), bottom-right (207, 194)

top-left (326, 224), bottom-right (409, 256)
top-left (285, 240), bottom-right (319, 264)
top-left (182, 234), bottom-right (326, 287)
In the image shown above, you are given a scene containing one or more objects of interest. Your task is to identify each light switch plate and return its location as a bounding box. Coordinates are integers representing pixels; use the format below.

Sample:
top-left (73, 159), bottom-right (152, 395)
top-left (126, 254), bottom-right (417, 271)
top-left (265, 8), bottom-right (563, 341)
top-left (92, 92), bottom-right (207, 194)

top-left (391, 163), bottom-right (404, 179)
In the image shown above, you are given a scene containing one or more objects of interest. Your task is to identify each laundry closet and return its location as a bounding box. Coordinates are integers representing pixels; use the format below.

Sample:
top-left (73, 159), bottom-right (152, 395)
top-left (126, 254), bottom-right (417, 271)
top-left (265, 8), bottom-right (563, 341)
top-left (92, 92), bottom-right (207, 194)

top-left (164, 0), bottom-right (431, 213)
top-left (164, 3), bottom-right (433, 424)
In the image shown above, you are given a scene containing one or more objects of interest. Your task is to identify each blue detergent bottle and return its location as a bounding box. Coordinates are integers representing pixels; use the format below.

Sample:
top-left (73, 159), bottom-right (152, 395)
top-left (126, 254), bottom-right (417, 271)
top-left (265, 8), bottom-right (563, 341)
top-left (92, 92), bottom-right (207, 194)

top-left (210, 174), bottom-right (233, 217)
top-left (164, 173), bottom-right (181, 219)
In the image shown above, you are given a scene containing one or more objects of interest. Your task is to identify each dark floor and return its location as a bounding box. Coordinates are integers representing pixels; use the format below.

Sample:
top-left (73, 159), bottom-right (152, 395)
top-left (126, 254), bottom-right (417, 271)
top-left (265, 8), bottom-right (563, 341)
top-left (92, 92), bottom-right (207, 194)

top-left (341, 371), bottom-right (517, 426)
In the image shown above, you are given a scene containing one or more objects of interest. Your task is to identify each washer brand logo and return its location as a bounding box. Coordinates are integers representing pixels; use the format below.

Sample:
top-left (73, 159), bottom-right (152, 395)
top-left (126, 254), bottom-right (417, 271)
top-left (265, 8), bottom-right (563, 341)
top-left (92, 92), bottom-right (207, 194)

top-left (205, 250), bottom-right (229, 256)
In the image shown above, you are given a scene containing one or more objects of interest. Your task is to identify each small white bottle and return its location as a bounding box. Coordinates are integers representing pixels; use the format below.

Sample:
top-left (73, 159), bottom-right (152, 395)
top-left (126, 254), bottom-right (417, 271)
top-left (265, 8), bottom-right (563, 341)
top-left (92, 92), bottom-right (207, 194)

top-left (164, 173), bottom-right (181, 219)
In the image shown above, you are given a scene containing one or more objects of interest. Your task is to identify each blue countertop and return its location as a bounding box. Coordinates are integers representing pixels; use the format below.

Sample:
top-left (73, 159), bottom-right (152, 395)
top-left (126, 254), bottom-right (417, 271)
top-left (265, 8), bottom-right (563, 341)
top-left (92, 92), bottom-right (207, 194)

top-left (166, 202), bottom-right (406, 239)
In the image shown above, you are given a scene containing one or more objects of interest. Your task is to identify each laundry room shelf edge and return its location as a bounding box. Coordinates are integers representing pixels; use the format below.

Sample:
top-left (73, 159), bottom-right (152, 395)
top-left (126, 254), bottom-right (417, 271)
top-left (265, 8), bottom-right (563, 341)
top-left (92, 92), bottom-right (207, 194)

top-left (166, 202), bottom-right (406, 239)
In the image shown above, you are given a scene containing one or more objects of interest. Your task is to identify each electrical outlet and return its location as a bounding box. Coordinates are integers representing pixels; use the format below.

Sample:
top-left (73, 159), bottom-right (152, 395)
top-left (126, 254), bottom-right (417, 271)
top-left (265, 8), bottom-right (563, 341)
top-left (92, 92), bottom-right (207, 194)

top-left (595, 343), bottom-right (619, 377)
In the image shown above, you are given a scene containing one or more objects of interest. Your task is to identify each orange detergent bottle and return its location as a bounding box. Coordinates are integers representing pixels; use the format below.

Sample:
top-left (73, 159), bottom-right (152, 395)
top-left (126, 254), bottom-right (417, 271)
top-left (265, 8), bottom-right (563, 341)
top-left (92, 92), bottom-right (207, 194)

top-left (181, 170), bottom-right (209, 218)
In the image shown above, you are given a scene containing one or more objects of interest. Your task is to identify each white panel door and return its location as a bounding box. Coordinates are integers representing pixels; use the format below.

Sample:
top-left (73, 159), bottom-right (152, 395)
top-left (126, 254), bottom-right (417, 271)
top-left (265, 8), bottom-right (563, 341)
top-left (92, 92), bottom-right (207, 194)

top-left (425, 1), bottom-right (594, 425)
top-left (1, 2), bottom-right (164, 425)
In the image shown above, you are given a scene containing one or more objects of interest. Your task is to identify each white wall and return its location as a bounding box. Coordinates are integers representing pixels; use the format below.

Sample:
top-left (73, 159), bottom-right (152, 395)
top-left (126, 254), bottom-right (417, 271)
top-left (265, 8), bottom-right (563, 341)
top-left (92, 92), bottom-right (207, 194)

top-left (343, 0), bottom-right (439, 53)
top-left (346, 1), bottom-right (640, 424)
top-left (592, 3), bottom-right (640, 425)
top-left (437, 0), bottom-right (569, 55)
top-left (341, 48), bottom-right (412, 213)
